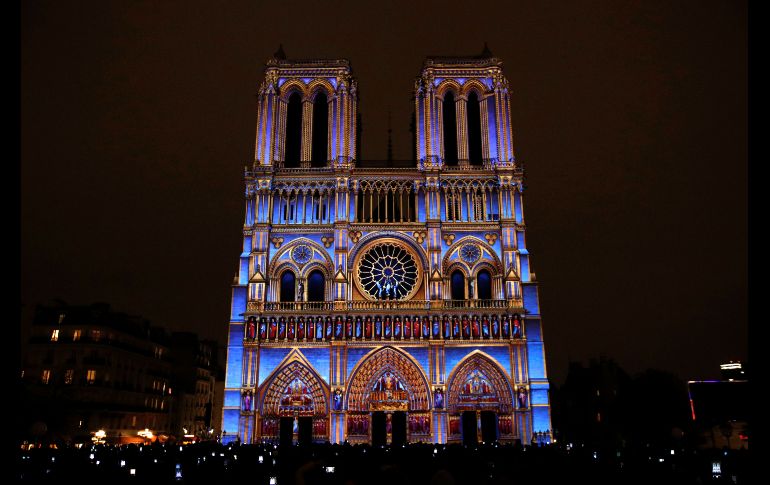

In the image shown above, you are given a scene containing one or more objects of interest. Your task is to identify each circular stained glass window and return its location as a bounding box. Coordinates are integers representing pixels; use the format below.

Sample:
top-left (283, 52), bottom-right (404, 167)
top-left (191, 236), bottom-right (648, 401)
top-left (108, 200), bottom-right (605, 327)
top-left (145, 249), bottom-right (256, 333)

top-left (291, 245), bottom-right (312, 265)
top-left (356, 242), bottom-right (420, 300)
top-left (460, 244), bottom-right (481, 264)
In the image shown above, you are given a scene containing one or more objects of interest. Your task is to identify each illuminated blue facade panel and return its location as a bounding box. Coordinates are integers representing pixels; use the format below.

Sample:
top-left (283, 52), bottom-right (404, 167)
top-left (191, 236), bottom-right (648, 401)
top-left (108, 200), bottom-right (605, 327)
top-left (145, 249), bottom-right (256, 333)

top-left (225, 346), bottom-right (243, 388)
top-left (229, 324), bottom-right (244, 342)
top-left (525, 318), bottom-right (542, 341)
top-left (299, 348), bottom-right (330, 383)
top-left (222, 409), bottom-right (240, 437)
top-left (239, 259), bottom-right (249, 285)
top-left (346, 347), bottom-right (375, 376)
top-left (230, 287), bottom-right (246, 321)
top-left (258, 347), bottom-right (292, 385)
top-left (224, 390), bottom-right (241, 408)
top-left (531, 389), bottom-right (549, 405)
top-left (403, 346), bottom-right (430, 376)
top-left (526, 342), bottom-right (546, 379)
top-left (532, 407), bottom-right (550, 434)
top-left (523, 284), bottom-right (538, 312)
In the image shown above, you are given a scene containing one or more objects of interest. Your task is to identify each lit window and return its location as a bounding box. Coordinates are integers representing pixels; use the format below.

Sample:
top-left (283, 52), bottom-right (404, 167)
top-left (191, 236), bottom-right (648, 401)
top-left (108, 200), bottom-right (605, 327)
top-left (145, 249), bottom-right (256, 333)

top-left (64, 369), bottom-right (74, 385)
top-left (90, 330), bottom-right (102, 342)
top-left (42, 370), bottom-right (51, 385)
top-left (86, 369), bottom-right (96, 384)
top-left (51, 329), bottom-right (59, 342)
top-left (72, 330), bottom-right (82, 341)
top-left (58, 313), bottom-right (66, 324)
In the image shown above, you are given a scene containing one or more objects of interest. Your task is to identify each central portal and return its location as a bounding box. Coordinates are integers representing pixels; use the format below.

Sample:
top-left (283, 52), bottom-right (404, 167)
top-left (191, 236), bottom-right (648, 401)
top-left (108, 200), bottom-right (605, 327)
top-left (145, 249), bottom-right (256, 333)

top-left (371, 411), bottom-right (407, 446)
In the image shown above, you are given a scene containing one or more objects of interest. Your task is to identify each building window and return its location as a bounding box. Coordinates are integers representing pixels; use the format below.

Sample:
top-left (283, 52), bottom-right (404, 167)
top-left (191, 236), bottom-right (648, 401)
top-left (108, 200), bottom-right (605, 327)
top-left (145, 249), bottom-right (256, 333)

top-left (58, 313), bottom-right (66, 324)
top-left (51, 329), bottom-right (59, 342)
top-left (442, 91), bottom-right (458, 165)
top-left (311, 91), bottom-right (328, 167)
top-left (72, 329), bottom-right (82, 341)
top-left (41, 369), bottom-right (51, 385)
top-left (64, 369), bottom-right (74, 385)
top-left (280, 270), bottom-right (296, 302)
top-left (307, 270), bottom-right (325, 302)
top-left (86, 369), bottom-right (96, 385)
top-left (284, 92), bottom-right (303, 168)
top-left (90, 329), bottom-right (102, 342)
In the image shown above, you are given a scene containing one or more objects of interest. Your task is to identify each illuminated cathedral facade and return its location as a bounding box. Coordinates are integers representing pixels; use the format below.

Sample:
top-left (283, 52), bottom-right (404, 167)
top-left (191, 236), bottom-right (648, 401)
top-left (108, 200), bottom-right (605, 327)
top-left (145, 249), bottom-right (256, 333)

top-left (222, 52), bottom-right (552, 446)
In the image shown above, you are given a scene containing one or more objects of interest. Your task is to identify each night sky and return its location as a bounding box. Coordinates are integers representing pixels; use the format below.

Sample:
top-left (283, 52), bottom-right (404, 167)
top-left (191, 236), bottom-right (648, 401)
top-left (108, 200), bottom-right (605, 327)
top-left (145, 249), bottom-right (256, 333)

top-left (21, 0), bottom-right (747, 385)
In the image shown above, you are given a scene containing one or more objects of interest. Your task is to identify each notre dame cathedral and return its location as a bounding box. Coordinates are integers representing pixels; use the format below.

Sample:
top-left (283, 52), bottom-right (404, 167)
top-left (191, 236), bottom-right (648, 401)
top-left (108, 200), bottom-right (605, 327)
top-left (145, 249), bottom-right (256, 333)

top-left (222, 49), bottom-right (552, 446)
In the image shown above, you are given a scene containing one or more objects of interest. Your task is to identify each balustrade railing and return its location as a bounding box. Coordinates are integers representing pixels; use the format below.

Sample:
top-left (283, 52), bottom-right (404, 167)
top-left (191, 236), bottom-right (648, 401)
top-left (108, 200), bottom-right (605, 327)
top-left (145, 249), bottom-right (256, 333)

top-left (247, 299), bottom-right (521, 314)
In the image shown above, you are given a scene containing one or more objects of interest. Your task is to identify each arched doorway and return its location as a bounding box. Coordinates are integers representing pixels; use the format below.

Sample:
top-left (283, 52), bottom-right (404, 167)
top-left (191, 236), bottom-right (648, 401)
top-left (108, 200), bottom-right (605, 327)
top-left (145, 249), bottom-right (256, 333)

top-left (447, 352), bottom-right (514, 444)
top-left (345, 347), bottom-right (431, 444)
top-left (307, 270), bottom-right (325, 302)
top-left (259, 358), bottom-right (329, 444)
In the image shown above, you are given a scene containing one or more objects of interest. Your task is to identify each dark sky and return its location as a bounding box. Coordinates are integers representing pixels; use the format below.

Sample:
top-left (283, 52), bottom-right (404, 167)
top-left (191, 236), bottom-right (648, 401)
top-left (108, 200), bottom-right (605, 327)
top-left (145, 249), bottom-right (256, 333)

top-left (21, 0), bottom-right (747, 385)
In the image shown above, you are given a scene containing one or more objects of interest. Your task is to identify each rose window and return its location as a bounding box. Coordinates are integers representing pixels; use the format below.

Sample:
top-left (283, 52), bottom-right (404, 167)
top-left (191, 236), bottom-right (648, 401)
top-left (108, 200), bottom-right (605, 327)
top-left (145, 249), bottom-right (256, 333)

top-left (459, 244), bottom-right (481, 264)
top-left (356, 242), bottom-right (420, 300)
top-left (291, 245), bottom-right (312, 265)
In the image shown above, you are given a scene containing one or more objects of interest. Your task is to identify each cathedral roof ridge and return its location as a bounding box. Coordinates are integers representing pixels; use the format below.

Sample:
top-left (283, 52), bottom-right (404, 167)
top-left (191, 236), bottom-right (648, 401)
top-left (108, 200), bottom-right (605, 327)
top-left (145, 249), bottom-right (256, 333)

top-left (266, 57), bottom-right (352, 70)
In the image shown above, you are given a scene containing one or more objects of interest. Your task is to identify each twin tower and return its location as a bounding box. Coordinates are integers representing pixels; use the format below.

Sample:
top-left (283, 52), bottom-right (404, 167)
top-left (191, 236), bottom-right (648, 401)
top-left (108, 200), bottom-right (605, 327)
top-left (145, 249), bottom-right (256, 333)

top-left (222, 50), bottom-right (552, 446)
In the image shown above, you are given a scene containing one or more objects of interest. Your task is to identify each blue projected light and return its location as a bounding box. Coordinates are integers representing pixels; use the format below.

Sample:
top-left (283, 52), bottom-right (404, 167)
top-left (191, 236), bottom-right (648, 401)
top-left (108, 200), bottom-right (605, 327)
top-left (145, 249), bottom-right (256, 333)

top-left (222, 56), bottom-right (553, 445)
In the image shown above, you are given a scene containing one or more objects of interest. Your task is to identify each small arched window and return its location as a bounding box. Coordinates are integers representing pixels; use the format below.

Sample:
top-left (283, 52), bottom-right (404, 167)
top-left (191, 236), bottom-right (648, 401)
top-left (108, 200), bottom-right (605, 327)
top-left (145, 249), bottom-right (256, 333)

top-left (443, 91), bottom-right (458, 166)
top-left (467, 91), bottom-right (483, 165)
top-left (451, 270), bottom-right (465, 300)
top-left (307, 270), bottom-right (325, 302)
top-left (280, 271), bottom-right (296, 302)
top-left (477, 269), bottom-right (492, 300)
top-left (284, 92), bottom-right (303, 168)
top-left (311, 91), bottom-right (328, 167)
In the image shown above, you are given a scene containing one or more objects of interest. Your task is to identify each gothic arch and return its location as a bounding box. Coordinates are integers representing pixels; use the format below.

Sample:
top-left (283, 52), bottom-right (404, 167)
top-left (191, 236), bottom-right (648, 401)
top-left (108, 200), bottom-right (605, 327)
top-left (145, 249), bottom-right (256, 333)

top-left (446, 350), bottom-right (513, 414)
top-left (270, 237), bottom-right (334, 279)
top-left (279, 80), bottom-right (308, 101)
top-left (345, 346), bottom-right (431, 412)
top-left (444, 261), bottom-right (470, 278)
top-left (471, 261), bottom-right (498, 278)
top-left (461, 79), bottom-right (488, 98)
top-left (259, 350), bottom-right (329, 417)
top-left (436, 79), bottom-right (463, 100)
top-left (442, 236), bottom-right (503, 276)
top-left (307, 79), bottom-right (335, 101)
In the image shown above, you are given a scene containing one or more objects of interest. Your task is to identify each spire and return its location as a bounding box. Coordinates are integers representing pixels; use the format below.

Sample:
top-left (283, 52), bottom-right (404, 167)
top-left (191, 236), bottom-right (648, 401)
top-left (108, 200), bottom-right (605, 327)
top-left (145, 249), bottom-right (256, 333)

top-left (480, 41), bottom-right (493, 58)
top-left (273, 44), bottom-right (286, 60)
top-left (387, 109), bottom-right (393, 165)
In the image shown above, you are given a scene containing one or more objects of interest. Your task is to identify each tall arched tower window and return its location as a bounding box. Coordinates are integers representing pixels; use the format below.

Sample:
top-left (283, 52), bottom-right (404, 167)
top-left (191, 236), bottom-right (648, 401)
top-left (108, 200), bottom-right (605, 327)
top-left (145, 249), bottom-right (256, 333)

top-left (307, 270), bottom-right (325, 302)
top-left (477, 270), bottom-right (492, 300)
top-left (467, 91), bottom-right (483, 165)
top-left (451, 270), bottom-right (465, 300)
top-left (285, 92), bottom-right (303, 168)
top-left (311, 92), bottom-right (328, 167)
top-left (280, 270), bottom-right (296, 302)
top-left (443, 91), bottom-right (458, 166)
